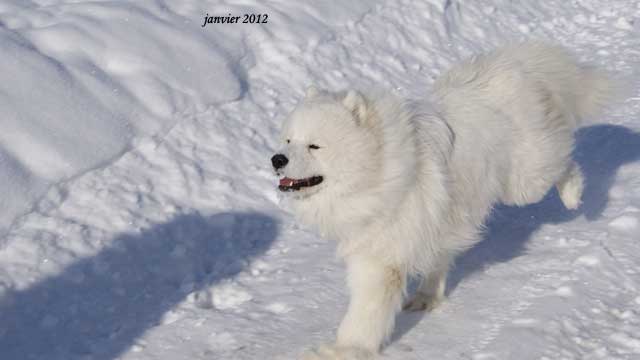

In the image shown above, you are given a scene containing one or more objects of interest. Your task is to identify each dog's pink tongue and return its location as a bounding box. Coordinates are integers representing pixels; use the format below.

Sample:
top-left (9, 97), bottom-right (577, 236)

top-left (279, 177), bottom-right (294, 186)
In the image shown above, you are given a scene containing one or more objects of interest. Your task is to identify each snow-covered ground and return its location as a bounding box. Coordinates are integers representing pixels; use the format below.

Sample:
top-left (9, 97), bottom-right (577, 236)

top-left (0, 0), bottom-right (639, 359)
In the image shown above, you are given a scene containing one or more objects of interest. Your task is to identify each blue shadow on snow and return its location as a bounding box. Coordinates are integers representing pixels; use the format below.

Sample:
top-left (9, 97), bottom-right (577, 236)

top-left (0, 211), bottom-right (278, 360)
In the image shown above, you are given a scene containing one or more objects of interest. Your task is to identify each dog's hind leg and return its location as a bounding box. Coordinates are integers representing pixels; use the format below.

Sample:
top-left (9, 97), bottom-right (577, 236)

top-left (403, 257), bottom-right (451, 312)
top-left (556, 161), bottom-right (584, 210)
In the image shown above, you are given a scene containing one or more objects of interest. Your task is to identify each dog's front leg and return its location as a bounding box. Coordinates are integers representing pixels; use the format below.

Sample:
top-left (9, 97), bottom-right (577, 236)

top-left (302, 255), bottom-right (405, 360)
top-left (342, 255), bottom-right (407, 355)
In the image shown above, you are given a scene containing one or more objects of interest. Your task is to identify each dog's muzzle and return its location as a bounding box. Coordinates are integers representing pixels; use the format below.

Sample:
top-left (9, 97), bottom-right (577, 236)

top-left (278, 176), bottom-right (324, 191)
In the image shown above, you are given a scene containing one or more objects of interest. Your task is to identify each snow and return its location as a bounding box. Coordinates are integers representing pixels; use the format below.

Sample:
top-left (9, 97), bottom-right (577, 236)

top-left (0, 0), bottom-right (639, 359)
top-left (0, 0), bottom-right (246, 236)
top-left (211, 281), bottom-right (253, 310)
top-left (609, 215), bottom-right (639, 232)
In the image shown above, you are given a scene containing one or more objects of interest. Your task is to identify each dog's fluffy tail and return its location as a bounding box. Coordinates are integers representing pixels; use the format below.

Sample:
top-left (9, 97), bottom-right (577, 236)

top-left (510, 42), bottom-right (615, 125)
top-left (573, 66), bottom-right (616, 121)
top-left (435, 42), bottom-right (617, 127)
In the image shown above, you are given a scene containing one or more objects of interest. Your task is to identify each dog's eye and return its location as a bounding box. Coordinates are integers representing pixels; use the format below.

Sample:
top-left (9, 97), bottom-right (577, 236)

top-left (286, 139), bottom-right (290, 144)
top-left (308, 144), bottom-right (321, 150)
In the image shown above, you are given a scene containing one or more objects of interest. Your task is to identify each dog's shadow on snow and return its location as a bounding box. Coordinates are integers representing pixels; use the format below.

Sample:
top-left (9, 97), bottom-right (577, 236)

top-left (0, 211), bottom-right (278, 360)
top-left (392, 124), bottom-right (640, 344)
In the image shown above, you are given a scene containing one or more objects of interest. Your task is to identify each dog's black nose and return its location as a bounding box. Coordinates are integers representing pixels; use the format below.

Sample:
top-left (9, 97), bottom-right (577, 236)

top-left (271, 154), bottom-right (289, 169)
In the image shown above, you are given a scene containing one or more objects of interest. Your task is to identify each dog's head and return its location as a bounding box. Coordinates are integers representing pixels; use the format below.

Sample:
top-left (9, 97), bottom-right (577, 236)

top-left (272, 87), bottom-right (379, 198)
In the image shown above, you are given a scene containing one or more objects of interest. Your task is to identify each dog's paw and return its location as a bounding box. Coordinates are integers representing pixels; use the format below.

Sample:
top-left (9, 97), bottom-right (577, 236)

top-left (558, 177), bottom-right (583, 210)
top-left (403, 291), bottom-right (444, 312)
top-left (557, 163), bottom-right (584, 210)
top-left (301, 344), bottom-right (375, 360)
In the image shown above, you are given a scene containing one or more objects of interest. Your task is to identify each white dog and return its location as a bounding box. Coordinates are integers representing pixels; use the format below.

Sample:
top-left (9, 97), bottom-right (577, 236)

top-left (272, 42), bottom-right (612, 359)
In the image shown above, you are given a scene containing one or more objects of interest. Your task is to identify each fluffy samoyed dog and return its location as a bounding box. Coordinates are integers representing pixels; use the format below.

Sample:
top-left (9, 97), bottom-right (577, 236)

top-left (272, 43), bottom-right (612, 359)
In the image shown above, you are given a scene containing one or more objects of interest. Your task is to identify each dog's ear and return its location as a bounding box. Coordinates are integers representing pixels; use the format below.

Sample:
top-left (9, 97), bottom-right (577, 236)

top-left (305, 86), bottom-right (320, 98)
top-left (342, 90), bottom-right (369, 126)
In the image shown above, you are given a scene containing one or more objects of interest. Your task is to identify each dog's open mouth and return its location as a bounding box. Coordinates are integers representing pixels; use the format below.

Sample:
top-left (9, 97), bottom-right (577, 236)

top-left (278, 176), bottom-right (324, 192)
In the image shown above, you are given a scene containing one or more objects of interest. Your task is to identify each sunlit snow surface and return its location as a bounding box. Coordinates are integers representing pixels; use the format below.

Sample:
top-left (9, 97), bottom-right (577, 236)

top-left (0, 1), bottom-right (639, 359)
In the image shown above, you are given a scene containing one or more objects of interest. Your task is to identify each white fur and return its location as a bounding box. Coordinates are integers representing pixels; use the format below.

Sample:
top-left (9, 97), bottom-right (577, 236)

top-left (276, 42), bottom-right (612, 359)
